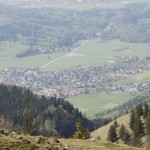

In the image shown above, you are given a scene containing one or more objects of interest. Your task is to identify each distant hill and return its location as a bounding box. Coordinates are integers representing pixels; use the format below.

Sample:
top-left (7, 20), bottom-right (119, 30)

top-left (0, 84), bottom-right (93, 138)
top-left (0, 3), bottom-right (149, 57)
top-left (0, 0), bottom-right (120, 5)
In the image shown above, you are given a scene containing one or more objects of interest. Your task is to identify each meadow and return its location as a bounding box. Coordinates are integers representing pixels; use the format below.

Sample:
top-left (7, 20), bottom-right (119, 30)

top-left (0, 134), bottom-right (143, 150)
top-left (0, 38), bottom-right (149, 72)
top-left (67, 93), bottom-right (132, 118)
top-left (42, 39), bottom-right (150, 71)
top-left (0, 42), bottom-right (67, 70)
top-left (115, 71), bottom-right (150, 85)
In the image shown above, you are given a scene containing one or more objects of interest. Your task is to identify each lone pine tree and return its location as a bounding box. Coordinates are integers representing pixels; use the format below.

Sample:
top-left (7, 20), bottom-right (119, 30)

top-left (73, 119), bottom-right (90, 139)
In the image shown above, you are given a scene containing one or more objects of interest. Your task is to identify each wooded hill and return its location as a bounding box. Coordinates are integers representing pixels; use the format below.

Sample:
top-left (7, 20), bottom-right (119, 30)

top-left (0, 3), bottom-right (149, 57)
top-left (92, 103), bottom-right (150, 149)
top-left (0, 84), bottom-right (93, 138)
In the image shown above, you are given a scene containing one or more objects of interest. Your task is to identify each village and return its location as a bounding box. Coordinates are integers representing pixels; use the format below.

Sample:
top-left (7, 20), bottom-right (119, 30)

top-left (1, 56), bottom-right (150, 98)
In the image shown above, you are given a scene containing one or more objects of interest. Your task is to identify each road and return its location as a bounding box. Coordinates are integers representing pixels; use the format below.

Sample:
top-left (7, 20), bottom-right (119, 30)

top-left (40, 40), bottom-right (89, 69)
top-left (0, 76), bottom-right (4, 82)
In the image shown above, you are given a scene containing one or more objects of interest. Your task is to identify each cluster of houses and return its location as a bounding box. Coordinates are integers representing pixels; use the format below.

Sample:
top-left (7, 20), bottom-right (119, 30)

top-left (1, 56), bottom-right (150, 98)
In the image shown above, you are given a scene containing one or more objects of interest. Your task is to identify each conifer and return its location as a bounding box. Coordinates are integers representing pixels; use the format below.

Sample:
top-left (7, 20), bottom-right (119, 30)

top-left (22, 98), bottom-right (33, 135)
top-left (143, 103), bottom-right (149, 119)
top-left (130, 109), bottom-right (135, 131)
top-left (107, 125), bottom-right (117, 142)
top-left (119, 125), bottom-right (126, 140)
top-left (73, 119), bottom-right (90, 139)
top-left (114, 120), bottom-right (119, 129)
top-left (119, 124), bottom-right (130, 144)
top-left (146, 114), bottom-right (150, 149)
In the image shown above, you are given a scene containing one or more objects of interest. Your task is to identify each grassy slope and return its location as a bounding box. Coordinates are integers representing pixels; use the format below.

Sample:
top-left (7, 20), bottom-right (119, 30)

top-left (61, 139), bottom-right (143, 150)
top-left (0, 134), bottom-right (143, 150)
top-left (91, 113), bottom-right (131, 141)
top-left (67, 93), bottom-right (132, 118)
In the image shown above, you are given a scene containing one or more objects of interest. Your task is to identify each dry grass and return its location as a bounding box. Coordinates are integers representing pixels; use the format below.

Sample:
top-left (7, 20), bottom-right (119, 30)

top-left (91, 113), bottom-right (131, 141)
top-left (60, 139), bottom-right (143, 150)
top-left (0, 131), bottom-right (144, 150)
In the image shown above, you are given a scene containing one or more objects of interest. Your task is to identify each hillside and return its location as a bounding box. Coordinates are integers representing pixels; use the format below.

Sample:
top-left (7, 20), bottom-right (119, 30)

top-left (0, 84), bottom-right (93, 138)
top-left (96, 91), bottom-right (150, 119)
top-left (0, 129), bottom-right (144, 150)
top-left (0, 3), bottom-right (149, 55)
top-left (91, 113), bottom-right (131, 140)
top-left (92, 102), bottom-right (150, 149)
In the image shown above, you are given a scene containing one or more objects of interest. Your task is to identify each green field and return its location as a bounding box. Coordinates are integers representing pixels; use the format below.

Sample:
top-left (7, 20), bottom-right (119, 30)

top-left (67, 93), bottom-right (132, 118)
top-left (43, 39), bottom-right (150, 71)
top-left (0, 39), bottom-right (150, 71)
top-left (115, 71), bottom-right (150, 85)
top-left (0, 42), bottom-right (68, 70)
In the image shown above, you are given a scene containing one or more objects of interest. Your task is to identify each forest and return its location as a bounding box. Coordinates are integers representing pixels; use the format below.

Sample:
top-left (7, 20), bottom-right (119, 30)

top-left (0, 3), bottom-right (150, 57)
top-left (0, 83), bottom-right (150, 139)
top-left (0, 84), bottom-right (94, 138)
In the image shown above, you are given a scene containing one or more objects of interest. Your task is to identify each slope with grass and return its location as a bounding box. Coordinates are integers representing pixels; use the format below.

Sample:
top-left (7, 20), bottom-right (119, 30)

top-left (0, 132), bottom-right (143, 150)
top-left (91, 113), bottom-right (131, 141)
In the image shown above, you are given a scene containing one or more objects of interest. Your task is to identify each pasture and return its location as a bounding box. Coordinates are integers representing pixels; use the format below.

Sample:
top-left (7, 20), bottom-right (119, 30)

top-left (42, 39), bottom-right (150, 71)
top-left (0, 42), bottom-right (68, 71)
top-left (66, 93), bottom-right (132, 118)
top-left (0, 39), bottom-right (149, 71)
top-left (115, 71), bottom-right (150, 85)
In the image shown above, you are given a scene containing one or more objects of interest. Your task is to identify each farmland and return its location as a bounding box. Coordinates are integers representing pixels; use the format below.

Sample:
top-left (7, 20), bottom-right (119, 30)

top-left (0, 42), bottom-right (67, 70)
top-left (115, 71), bottom-right (150, 85)
top-left (67, 93), bottom-right (132, 118)
top-left (42, 39), bottom-right (150, 71)
top-left (0, 39), bottom-right (149, 71)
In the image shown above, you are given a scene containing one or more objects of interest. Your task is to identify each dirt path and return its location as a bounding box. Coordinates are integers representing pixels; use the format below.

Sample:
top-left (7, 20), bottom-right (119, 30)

top-left (40, 40), bottom-right (89, 69)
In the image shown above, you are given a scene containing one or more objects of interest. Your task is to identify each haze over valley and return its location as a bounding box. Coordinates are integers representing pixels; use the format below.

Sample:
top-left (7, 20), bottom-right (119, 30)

top-left (0, 1), bottom-right (150, 149)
